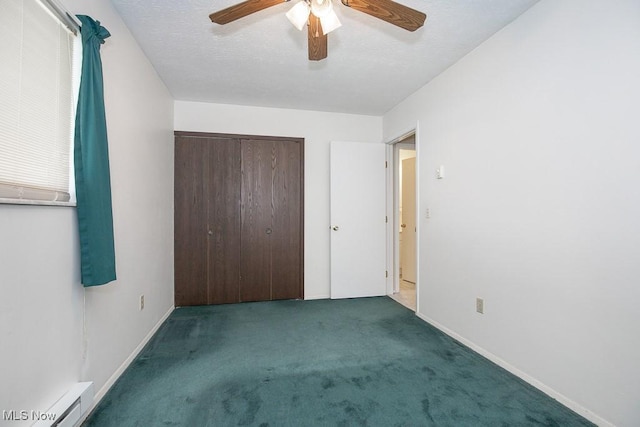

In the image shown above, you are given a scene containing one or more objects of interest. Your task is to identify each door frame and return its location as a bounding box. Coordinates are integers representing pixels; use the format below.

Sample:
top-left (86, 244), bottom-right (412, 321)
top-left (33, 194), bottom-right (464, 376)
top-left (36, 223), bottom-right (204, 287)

top-left (385, 124), bottom-right (420, 312)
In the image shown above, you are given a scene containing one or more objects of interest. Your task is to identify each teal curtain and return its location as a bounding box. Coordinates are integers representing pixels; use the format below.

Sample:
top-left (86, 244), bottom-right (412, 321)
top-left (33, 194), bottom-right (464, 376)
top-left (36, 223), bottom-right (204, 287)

top-left (74, 15), bottom-right (116, 286)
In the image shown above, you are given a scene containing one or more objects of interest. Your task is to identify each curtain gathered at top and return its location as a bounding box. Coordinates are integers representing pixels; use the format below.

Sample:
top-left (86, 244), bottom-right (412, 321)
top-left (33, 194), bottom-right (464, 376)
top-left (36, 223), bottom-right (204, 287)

top-left (74, 15), bottom-right (116, 286)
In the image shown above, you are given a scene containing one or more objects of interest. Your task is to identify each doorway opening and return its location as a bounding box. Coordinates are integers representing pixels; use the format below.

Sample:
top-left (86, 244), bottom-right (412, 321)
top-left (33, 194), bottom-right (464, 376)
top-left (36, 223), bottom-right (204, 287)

top-left (389, 134), bottom-right (416, 311)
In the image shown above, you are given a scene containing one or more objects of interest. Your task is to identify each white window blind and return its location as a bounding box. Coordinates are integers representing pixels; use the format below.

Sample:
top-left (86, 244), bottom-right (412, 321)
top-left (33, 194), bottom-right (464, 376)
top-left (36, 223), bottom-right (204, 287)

top-left (0, 0), bottom-right (79, 203)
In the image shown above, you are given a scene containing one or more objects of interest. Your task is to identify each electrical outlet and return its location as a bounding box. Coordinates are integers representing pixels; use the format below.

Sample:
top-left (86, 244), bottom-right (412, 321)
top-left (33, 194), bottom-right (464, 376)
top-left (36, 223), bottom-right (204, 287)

top-left (476, 297), bottom-right (484, 314)
top-left (140, 295), bottom-right (145, 311)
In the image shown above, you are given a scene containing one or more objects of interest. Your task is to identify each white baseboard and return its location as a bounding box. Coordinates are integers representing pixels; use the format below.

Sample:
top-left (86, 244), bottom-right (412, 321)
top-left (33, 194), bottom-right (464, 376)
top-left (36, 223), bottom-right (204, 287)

top-left (304, 294), bottom-right (330, 300)
top-left (414, 311), bottom-right (612, 427)
top-left (77, 305), bottom-right (174, 425)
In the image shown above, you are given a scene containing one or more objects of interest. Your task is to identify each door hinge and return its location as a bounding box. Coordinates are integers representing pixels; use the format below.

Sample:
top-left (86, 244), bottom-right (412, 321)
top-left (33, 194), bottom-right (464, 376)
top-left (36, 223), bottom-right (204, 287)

top-left (385, 270), bottom-right (388, 278)
top-left (385, 161), bottom-right (388, 168)
top-left (385, 216), bottom-right (388, 223)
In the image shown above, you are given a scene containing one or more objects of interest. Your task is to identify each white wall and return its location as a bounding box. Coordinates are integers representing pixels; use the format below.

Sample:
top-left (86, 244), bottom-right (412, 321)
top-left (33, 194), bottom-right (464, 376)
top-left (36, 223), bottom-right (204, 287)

top-left (70, 0), bottom-right (175, 397)
top-left (0, 0), bottom-right (175, 423)
top-left (0, 206), bottom-right (83, 424)
top-left (384, 1), bottom-right (640, 426)
top-left (175, 102), bottom-right (383, 300)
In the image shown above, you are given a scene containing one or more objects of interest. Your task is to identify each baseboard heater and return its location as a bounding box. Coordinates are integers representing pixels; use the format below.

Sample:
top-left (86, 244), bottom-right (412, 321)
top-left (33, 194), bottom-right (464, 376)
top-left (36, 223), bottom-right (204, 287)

top-left (34, 382), bottom-right (94, 427)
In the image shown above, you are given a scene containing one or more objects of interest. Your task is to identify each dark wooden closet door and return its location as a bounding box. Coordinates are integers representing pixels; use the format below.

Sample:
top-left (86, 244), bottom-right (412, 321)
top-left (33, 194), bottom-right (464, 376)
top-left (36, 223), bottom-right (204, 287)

top-left (271, 139), bottom-right (303, 300)
top-left (207, 138), bottom-right (242, 304)
top-left (176, 132), bottom-right (303, 306)
top-left (174, 136), bottom-right (209, 306)
top-left (240, 139), bottom-right (274, 302)
top-left (175, 134), bottom-right (241, 306)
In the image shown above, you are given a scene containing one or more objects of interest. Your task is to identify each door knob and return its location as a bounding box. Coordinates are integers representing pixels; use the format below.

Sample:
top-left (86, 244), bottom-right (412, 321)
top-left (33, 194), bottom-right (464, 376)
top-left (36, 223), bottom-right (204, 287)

top-left (401, 224), bottom-right (407, 228)
top-left (208, 230), bottom-right (213, 235)
top-left (265, 228), bottom-right (272, 235)
top-left (332, 226), bottom-right (339, 231)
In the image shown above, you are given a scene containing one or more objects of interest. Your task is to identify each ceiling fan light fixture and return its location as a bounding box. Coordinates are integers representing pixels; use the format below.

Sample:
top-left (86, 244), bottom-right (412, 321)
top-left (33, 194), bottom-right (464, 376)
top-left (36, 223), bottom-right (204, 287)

top-left (286, 1), bottom-right (310, 31)
top-left (319, 9), bottom-right (341, 35)
top-left (209, 0), bottom-right (426, 60)
top-left (310, 0), bottom-right (333, 18)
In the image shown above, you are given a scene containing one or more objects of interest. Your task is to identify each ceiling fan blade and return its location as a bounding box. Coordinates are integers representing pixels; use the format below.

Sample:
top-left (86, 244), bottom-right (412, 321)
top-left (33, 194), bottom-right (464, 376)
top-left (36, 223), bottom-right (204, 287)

top-left (210, 0), bottom-right (286, 24)
top-left (341, 0), bottom-right (426, 32)
top-left (308, 15), bottom-right (328, 61)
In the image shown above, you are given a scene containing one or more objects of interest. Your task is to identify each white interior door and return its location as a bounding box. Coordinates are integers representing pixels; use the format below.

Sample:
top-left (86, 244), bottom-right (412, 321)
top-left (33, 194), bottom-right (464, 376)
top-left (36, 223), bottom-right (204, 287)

top-left (330, 141), bottom-right (386, 299)
top-left (400, 157), bottom-right (417, 283)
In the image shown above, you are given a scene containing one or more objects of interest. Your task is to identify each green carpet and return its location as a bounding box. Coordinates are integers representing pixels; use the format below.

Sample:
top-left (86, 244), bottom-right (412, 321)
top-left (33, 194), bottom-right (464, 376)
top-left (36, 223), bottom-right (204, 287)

top-left (83, 297), bottom-right (593, 426)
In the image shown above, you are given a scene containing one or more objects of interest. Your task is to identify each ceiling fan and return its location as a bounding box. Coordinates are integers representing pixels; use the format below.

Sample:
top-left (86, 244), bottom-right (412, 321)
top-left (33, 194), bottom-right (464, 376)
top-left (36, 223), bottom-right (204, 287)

top-left (209, 0), bottom-right (426, 61)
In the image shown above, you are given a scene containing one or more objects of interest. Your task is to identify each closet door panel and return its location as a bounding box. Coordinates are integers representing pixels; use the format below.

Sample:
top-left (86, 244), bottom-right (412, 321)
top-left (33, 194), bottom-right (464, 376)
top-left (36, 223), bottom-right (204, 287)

top-left (271, 140), bottom-right (303, 300)
top-left (207, 138), bottom-right (242, 304)
top-left (174, 137), bottom-right (208, 306)
top-left (176, 132), bottom-right (304, 306)
top-left (240, 139), bottom-right (273, 302)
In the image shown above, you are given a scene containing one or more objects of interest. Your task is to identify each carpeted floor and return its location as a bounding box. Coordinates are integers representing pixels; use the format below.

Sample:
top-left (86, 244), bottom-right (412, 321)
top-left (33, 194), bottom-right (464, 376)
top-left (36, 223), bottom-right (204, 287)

top-left (83, 297), bottom-right (593, 426)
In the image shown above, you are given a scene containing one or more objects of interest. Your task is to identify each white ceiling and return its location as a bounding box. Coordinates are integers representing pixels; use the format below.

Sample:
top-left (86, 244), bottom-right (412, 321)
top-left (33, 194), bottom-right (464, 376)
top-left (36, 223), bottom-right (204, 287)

top-left (109, 0), bottom-right (539, 115)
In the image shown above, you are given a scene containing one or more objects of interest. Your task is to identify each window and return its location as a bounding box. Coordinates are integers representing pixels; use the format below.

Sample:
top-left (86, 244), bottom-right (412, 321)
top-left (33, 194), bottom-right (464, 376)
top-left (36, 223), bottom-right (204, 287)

top-left (0, 0), bottom-right (80, 204)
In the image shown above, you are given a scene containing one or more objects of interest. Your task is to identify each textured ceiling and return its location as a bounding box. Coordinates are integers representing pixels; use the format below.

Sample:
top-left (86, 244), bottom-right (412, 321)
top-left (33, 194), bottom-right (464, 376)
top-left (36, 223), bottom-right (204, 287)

top-left (109, 0), bottom-right (539, 115)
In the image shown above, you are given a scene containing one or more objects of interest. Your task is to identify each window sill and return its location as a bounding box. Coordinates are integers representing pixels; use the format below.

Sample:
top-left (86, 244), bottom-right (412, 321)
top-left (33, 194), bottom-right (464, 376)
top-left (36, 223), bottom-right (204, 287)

top-left (0, 198), bottom-right (76, 207)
